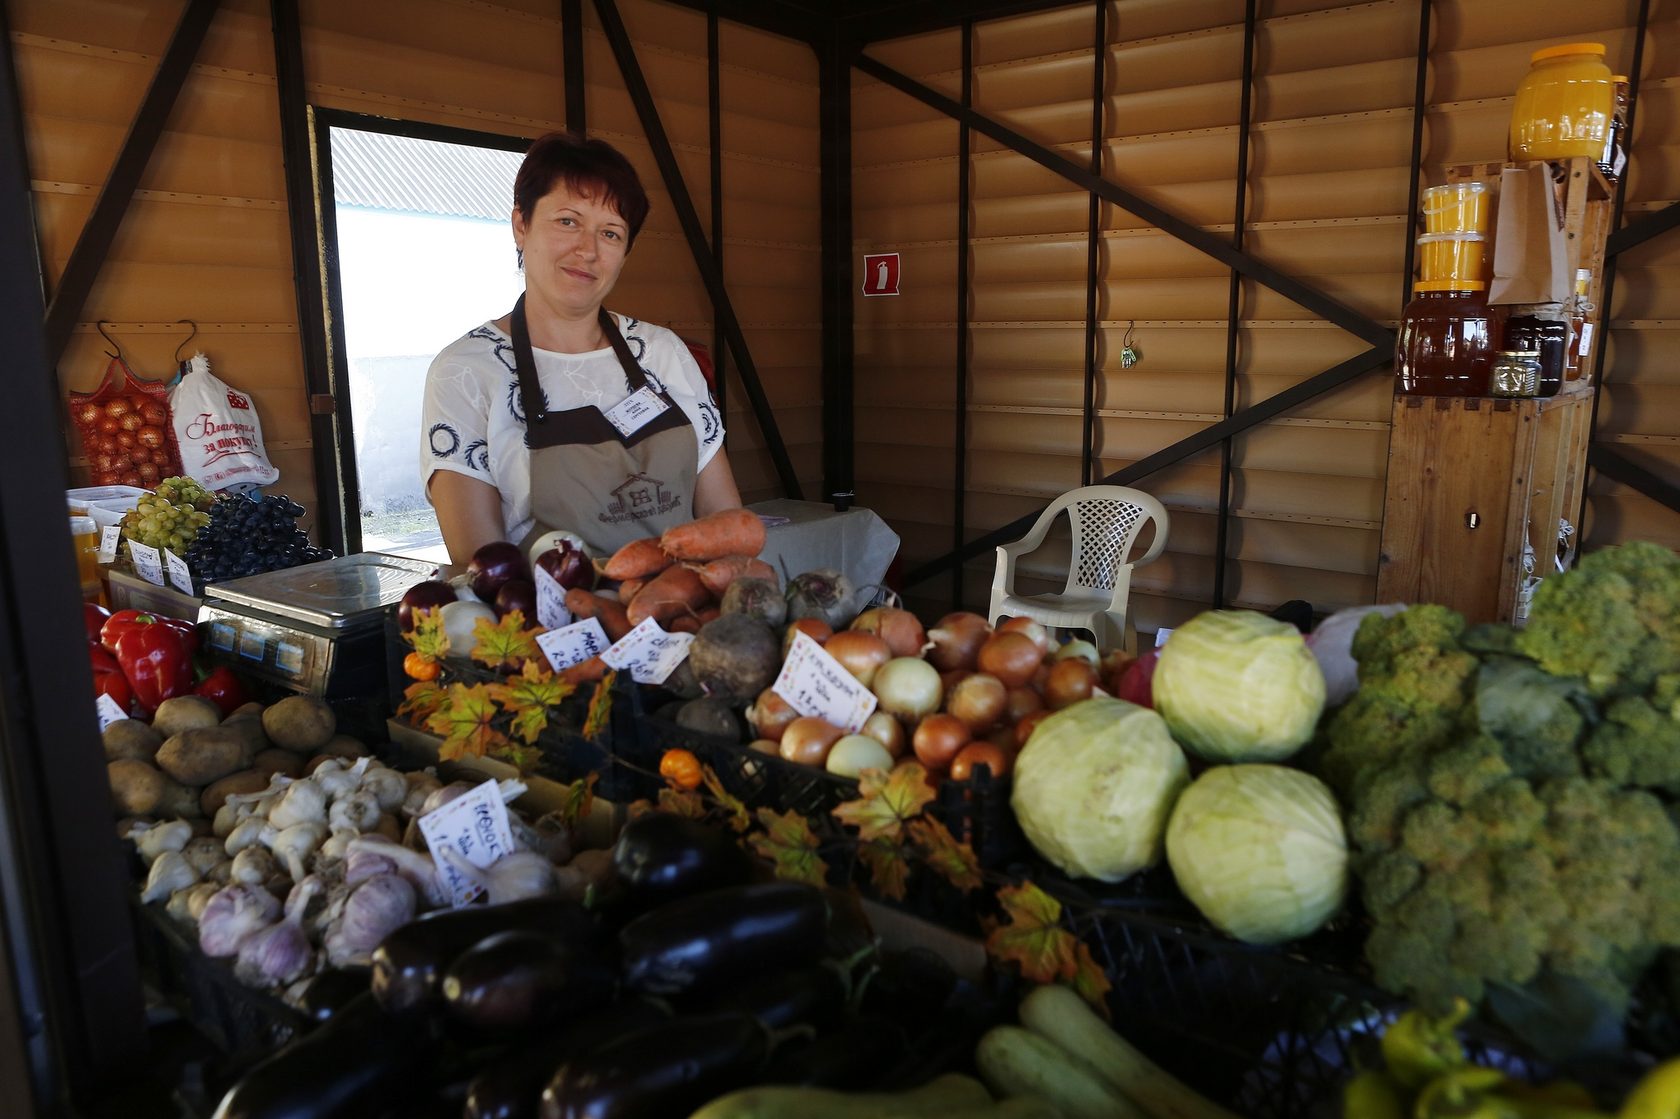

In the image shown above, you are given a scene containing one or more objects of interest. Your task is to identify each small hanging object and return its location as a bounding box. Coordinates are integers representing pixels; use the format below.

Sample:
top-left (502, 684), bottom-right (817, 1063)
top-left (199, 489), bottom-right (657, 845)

top-left (173, 319), bottom-right (199, 371)
top-left (1120, 321), bottom-right (1142, 369)
top-left (96, 320), bottom-right (123, 359)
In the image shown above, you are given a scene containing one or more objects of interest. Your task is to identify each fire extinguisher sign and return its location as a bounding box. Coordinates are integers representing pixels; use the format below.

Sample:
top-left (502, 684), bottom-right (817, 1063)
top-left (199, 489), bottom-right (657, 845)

top-left (861, 252), bottom-right (900, 297)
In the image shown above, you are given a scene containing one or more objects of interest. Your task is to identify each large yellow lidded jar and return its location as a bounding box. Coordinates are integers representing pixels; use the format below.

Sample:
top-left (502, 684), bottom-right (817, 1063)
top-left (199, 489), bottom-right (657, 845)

top-left (1509, 42), bottom-right (1614, 161)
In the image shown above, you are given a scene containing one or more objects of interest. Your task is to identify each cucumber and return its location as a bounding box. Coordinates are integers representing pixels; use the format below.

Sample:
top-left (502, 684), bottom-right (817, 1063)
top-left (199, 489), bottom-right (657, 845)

top-left (976, 1025), bottom-right (1148, 1119)
top-left (1019, 984), bottom-right (1240, 1119)
top-left (688, 1072), bottom-right (993, 1119)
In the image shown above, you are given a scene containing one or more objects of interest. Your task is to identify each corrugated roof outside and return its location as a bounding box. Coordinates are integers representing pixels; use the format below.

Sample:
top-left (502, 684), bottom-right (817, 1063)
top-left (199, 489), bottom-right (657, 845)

top-left (330, 128), bottom-right (523, 221)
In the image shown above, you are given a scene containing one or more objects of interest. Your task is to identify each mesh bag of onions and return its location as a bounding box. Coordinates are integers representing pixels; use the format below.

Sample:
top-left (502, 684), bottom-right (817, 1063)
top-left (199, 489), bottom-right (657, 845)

top-left (70, 356), bottom-right (183, 488)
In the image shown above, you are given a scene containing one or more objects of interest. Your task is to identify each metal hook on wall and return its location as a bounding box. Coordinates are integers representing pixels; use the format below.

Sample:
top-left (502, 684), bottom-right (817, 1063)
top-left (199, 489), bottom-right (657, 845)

top-left (173, 319), bottom-right (199, 368)
top-left (96, 321), bottom-right (123, 360)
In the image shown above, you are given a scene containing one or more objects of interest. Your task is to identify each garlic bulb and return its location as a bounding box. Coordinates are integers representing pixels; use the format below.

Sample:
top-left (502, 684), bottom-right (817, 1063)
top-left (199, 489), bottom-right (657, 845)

top-left (197, 884), bottom-right (281, 957)
top-left (344, 845), bottom-right (397, 886)
top-left (231, 845), bottom-right (281, 887)
top-left (235, 878), bottom-right (320, 988)
top-left (328, 790), bottom-right (381, 834)
top-left (181, 836), bottom-right (227, 876)
top-left (268, 822), bottom-right (328, 882)
top-left (135, 819), bottom-right (193, 866)
top-left (419, 781), bottom-right (474, 817)
top-left (437, 847), bottom-right (558, 905)
top-left (142, 851), bottom-right (200, 904)
top-left (205, 859), bottom-right (234, 885)
top-left (318, 828), bottom-right (358, 863)
top-left (402, 771), bottom-right (443, 818)
top-left (312, 758), bottom-right (364, 801)
top-left (184, 881), bottom-right (221, 922)
top-left (323, 873), bottom-right (417, 968)
top-left (268, 779), bottom-right (328, 831)
top-left (225, 816), bottom-right (276, 857)
top-left (346, 835), bottom-right (447, 909)
top-left (359, 766), bottom-right (408, 813)
top-left (165, 887), bottom-right (198, 924)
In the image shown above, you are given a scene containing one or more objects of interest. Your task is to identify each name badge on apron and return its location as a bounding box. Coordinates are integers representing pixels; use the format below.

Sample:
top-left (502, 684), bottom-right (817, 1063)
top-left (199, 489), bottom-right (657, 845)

top-left (602, 386), bottom-right (670, 437)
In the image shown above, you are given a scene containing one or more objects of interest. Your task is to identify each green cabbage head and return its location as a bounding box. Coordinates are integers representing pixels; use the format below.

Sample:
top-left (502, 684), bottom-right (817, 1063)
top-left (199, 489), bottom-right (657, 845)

top-left (1153, 609), bottom-right (1326, 762)
top-left (1165, 764), bottom-right (1348, 944)
top-left (1011, 696), bottom-right (1190, 882)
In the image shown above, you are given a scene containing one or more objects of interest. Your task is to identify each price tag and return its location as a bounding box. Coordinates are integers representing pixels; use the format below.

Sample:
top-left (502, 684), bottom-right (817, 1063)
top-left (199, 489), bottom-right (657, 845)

top-left (601, 617), bottom-right (693, 684)
top-left (128, 542), bottom-right (164, 586)
top-left (417, 779), bottom-right (519, 907)
top-left (1154, 627), bottom-right (1174, 649)
top-left (602, 386), bottom-right (670, 437)
top-left (772, 630), bottom-right (877, 733)
top-left (94, 693), bottom-right (128, 732)
top-left (164, 549), bottom-right (194, 595)
top-left (535, 616), bottom-right (610, 672)
top-left (98, 525), bottom-right (122, 564)
top-left (533, 565), bottom-right (572, 630)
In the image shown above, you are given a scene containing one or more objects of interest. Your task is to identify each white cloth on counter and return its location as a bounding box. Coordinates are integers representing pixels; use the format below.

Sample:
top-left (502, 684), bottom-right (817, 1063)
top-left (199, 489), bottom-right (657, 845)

top-left (750, 498), bottom-right (900, 599)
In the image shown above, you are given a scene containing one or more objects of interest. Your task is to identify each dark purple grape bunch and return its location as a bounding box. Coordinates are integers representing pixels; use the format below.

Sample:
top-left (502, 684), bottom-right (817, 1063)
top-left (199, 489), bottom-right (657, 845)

top-left (187, 493), bottom-right (332, 583)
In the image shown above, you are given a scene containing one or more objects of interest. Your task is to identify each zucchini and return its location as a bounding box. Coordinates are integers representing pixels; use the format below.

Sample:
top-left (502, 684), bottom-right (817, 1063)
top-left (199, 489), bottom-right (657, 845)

top-left (1019, 983), bottom-right (1240, 1119)
top-left (976, 1025), bottom-right (1148, 1119)
top-left (688, 1072), bottom-right (993, 1119)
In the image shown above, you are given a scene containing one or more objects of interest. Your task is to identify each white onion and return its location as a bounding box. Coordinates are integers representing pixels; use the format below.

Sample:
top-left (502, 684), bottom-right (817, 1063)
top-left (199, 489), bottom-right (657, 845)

top-left (872, 657), bottom-right (943, 723)
top-left (826, 735), bottom-right (895, 778)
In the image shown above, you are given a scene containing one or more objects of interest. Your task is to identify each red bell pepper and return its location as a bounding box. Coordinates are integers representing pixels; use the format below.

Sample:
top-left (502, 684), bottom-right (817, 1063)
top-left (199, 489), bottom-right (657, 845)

top-left (100, 609), bottom-right (199, 656)
top-left (84, 602), bottom-right (111, 646)
top-left (90, 645), bottom-right (133, 714)
top-left (114, 623), bottom-right (195, 715)
top-left (194, 665), bottom-right (249, 717)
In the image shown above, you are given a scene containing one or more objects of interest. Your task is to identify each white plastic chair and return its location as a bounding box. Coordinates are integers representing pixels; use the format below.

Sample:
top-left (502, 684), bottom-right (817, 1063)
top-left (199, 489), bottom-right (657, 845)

top-left (988, 485), bottom-right (1169, 652)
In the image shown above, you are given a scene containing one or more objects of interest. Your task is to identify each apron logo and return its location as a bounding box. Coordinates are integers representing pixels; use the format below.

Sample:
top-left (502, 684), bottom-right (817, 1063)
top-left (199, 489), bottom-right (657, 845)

top-left (601, 471), bottom-right (682, 525)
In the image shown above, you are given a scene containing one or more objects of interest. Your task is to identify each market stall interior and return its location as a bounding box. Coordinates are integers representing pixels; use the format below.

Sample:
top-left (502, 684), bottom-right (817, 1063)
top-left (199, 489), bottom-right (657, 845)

top-left (5, 0), bottom-right (1680, 1117)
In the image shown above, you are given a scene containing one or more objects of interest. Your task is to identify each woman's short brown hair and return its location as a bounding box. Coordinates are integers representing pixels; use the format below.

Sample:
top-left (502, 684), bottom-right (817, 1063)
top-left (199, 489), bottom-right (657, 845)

top-left (513, 131), bottom-right (650, 247)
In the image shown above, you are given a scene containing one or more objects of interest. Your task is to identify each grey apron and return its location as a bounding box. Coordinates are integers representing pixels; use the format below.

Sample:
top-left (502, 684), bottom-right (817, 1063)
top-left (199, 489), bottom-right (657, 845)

top-left (510, 296), bottom-right (698, 557)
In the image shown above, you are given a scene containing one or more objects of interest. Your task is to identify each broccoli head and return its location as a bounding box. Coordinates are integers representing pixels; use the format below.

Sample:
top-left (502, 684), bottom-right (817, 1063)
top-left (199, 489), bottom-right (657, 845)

top-left (1517, 540), bottom-right (1680, 698)
top-left (1580, 694), bottom-right (1680, 793)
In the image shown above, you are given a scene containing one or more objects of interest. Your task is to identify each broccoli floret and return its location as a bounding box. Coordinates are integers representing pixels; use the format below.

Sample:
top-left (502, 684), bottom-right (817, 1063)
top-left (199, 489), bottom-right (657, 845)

top-left (1581, 695), bottom-right (1680, 792)
top-left (1517, 540), bottom-right (1680, 698)
top-left (1472, 658), bottom-right (1590, 780)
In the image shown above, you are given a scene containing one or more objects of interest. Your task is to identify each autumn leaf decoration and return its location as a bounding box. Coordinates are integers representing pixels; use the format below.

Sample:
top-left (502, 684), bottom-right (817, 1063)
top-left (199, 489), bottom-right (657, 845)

top-left (408, 607), bottom-right (449, 661)
top-left (396, 679), bottom-right (450, 724)
top-left (750, 808), bottom-right (827, 887)
top-left (487, 660), bottom-right (577, 745)
top-left (831, 763), bottom-right (937, 841)
top-left (471, 611), bottom-right (544, 672)
top-left (582, 672), bottom-right (617, 739)
top-left (985, 880), bottom-right (1113, 1016)
top-left (552, 771), bottom-right (598, 830)
top-left (425, 682), bottom-right (509, 762)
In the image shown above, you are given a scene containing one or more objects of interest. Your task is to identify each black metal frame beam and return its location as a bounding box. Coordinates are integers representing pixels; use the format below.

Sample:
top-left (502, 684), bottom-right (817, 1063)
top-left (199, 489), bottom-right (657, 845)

top-left (1079, 0), bottom-right (1103, 488)
top-left (41, 0), bottom-right (222, 366)
top-left (951, 19), bottom-right (972, 610)
top-left (1589, 445), bottom-right (1680, 516)
top-left (654, 0), bottom-right (822, 45)
top-left (819, 29), bottom-right (854, 507)
top-left (564, 0), bottom-right (586, 133)
top-left (1607, 197), bottom-right (1680, 256)
top-left (594, 0), bottom-right (803, 499)
top-left (708, 13), bottom-right (726, 421)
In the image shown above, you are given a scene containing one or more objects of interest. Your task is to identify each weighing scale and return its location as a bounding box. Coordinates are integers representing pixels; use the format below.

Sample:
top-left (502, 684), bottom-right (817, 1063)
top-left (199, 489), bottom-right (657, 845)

top-left (197, 552), bottom-right (438, 698)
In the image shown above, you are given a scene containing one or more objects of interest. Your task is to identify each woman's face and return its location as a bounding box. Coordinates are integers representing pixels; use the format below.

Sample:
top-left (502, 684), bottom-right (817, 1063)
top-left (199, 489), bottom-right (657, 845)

top-left (513, 180), bottom-right (630, 317)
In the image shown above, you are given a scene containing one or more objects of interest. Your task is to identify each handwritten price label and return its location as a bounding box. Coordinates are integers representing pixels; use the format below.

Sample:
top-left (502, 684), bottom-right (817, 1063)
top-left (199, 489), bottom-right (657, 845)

top-left (417, 779), bottom-right (517, 907)
top-left (535, 616), bottom-right (610, 672)
top-left (94, 693), bottom-right (128, 732)
top-left (602, 618), bottom-right (693, 684)
top-left (128, 541), bottom-right (164, 586)
top-left (772, 630), bottom-right (877, 733)
top-left (533, 565), bottom-right (572, 630)
top-left (98, 525), bottom-right (122, 564)
top-left (164, 548), bottom-right (195, 595)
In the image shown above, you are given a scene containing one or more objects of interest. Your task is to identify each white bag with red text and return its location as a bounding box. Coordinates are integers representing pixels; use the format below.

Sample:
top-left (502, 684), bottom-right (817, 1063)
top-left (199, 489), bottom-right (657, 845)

top-left (169, 353), bottom-right (280, 491)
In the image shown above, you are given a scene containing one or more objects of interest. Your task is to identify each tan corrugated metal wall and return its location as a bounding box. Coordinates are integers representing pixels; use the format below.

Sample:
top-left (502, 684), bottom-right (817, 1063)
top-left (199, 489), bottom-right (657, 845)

top-left (855, 0), bottom-right (1680, 627)
top-left (17, 0), bottom-right (821, 533)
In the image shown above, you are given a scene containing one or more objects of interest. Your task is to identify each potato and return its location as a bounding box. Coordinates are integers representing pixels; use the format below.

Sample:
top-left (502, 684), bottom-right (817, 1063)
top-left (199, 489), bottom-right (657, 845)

top-left (151, 695), bottom-right (222, 738)
top-left (108, 759), bottom-right (166, 816)
top-left (155, 727), bottom-right (249, 787)
top-left (103, 719), bottom-right (164, 763)
top-left (220, 715), bottom-right (270, 760)
top-left (252, 748), bottom-right (304, 779)
top-left (261, 695), bottom-right (336, 753)
top-left (200, 769), bottom-right (270, 816)
top-left (158, 778), bottom-right (203, 819)
top-left (321, 734), bottom-right (370, 760)
top-left (228, 701), bottom-right (265, 721)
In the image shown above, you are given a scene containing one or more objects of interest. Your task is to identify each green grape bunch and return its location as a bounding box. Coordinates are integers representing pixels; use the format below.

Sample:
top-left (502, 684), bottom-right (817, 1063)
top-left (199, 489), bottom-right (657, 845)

top-left (121, 476), bottom-right (214, 555)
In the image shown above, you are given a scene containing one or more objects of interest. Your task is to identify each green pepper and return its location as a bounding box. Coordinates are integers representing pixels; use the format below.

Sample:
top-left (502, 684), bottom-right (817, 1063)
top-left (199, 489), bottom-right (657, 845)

top-left (1380, 998), bottom-right (1472, 1090)
top-left (1343, 1069), bottom-right (1408, 1119)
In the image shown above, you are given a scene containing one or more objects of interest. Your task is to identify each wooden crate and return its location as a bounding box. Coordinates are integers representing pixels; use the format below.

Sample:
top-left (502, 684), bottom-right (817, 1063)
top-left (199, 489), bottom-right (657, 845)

top-left (1376, 383), bottom-right (1593, 623)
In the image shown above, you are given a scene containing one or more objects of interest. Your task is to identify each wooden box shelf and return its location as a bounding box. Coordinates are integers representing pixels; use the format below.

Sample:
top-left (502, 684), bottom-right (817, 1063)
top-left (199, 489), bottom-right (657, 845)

top-left (1376, 383), bottom-right (1593, 623)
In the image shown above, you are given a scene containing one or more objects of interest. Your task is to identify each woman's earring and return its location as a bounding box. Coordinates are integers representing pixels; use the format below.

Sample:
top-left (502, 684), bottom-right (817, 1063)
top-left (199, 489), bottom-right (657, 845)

top-left (1120, 320), bottom-right (1141, 369)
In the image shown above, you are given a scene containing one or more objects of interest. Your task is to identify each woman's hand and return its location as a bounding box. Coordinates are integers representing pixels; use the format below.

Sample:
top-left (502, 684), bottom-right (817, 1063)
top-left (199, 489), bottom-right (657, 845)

top-left (692, 448), bottom-right (743, 518)
top-left (428, 471), bottom-right (507, 565)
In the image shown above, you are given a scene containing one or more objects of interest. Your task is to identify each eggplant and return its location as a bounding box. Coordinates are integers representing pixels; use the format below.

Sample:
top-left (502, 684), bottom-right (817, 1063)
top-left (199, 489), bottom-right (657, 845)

top-left (618, 881), bottom-right (827, 998)
top-left (717, 964), bottom-right (847, 1031)
top-left (609, 812), bottom-right (755, 909)
top-left (442, 928), bottom-right (616, 1032)
top-left (371, 897), bottom-right (597, 1015)
top-left (540, 1012), bottom-right (768, 1119)
top-left (465, 998), bottom-right (671, 1119)
top-left (296, 966), bottom-right (372, 1023)
top-left (211, 994), bottom-right (432, 1119)
top-left (761, 1015), bottom-right (909, 1089)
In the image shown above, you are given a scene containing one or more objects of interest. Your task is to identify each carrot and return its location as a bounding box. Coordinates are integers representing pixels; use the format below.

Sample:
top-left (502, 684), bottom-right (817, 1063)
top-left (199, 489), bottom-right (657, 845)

top-left (659, 508), bottom-right (767, 563)
top-left (626, 565), bottom-right (712, 628)
top-left (564, 587), bottom-right (633, 642)
top-left (604, 536), bottom-right (671, 581)
top-left (691, 554), bottom-right (780, 598)
top-left (559, 655), bottom-right (607, 685)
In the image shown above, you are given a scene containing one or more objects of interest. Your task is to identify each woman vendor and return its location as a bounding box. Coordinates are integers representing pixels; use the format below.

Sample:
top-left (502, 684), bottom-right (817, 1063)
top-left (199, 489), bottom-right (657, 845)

top-left (420, 131), bottom-right (741, 565)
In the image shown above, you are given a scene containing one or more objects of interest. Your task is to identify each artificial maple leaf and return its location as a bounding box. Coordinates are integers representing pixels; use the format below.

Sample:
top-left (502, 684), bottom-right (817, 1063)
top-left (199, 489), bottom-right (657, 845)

top-left (582, 672), bottom-right (616, 739)
top-left (984, 880), bottom-right (1079, 986)
top-left (553, 771), bottom-right (598, 829)
top-left (657, 786), bottom-right (706, 819)
top-left (831, 763), bottom-right (936, 842)
top-left (409, 607), bottom-right (449, 659)
top-left (471, 611), bottom-right (542, 672)
top-left (1068, 941), bottom-right (1114, 1018)
top-left (425, 682), bottom-right (507, 761)
top-left (750, 808), bottom-right (827, 887)
top-left (487, 660), bottom-right (576, 744)
top-left (906, 816), bottom-right (983, 893)
top-left (700, 765), bottom-right (751, 833)
top-left (492, 740), bottom-right (540, 773)
top-left (857, 836), bottom-right (910, 901)
top-left (396, 679), bottom-right (449, 724)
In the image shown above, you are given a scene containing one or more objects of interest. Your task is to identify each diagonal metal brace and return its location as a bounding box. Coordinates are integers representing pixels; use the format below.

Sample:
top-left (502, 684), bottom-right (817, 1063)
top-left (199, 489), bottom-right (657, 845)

top-left (42, 0), bottom-right (223, 367)
top-left (593, 0), bottom-right (803, 499)
top-left (851, 51), bottom-right (1393, 350)
top-left (1588, 444), bottom-right (1680, 517)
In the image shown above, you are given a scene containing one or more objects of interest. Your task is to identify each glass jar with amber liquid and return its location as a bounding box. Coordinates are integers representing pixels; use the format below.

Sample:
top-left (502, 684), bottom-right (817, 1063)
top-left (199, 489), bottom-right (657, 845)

top-left (1396, 281), bottom-right (1500, 396)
